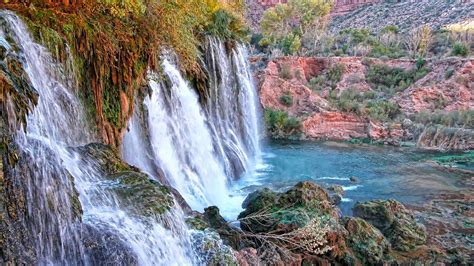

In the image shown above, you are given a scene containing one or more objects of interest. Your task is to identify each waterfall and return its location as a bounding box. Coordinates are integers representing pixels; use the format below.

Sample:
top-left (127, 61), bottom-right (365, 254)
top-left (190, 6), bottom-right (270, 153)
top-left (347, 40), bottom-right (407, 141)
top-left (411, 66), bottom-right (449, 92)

top-left (122, 38), bottom-right (262, 215)
top-left (204, 37), bottom-right (262, 178)
top-left (1, 12), bottom-right (194, 265)
top-left (1, 11), bottom-right (91, 264)
top-left (125, 62), bottom-right (230, 211)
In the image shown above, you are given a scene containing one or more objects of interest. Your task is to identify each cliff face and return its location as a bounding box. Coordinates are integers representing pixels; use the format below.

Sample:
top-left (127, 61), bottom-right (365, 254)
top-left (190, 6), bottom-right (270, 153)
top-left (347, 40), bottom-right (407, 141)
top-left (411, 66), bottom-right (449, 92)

top-left (253, 56), bottom-right (473, 150)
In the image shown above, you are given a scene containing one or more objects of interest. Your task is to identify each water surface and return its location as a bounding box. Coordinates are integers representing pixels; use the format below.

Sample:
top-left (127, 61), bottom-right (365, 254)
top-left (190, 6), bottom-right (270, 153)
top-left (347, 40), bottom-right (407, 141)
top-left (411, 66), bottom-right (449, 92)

top-left (225, 140), bottom-right (469, 217)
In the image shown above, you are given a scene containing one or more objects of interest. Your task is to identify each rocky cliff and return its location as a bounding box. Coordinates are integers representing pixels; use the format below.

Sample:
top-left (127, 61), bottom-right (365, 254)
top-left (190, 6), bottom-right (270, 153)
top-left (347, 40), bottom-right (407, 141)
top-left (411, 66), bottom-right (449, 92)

top-left (253, 56), bottom-right (473, 150)
top-left (329, 0), bottom-right (473, 33)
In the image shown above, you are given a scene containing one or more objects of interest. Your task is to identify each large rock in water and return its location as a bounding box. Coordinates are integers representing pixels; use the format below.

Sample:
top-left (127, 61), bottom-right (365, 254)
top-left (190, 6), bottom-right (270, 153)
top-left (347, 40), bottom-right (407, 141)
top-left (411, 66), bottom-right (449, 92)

top-left (238, 182), bottom-right (350, 263)
top-left (353, 199), bottom-right (427, 251)
top-left (239, 181), bottom-right (339, 233)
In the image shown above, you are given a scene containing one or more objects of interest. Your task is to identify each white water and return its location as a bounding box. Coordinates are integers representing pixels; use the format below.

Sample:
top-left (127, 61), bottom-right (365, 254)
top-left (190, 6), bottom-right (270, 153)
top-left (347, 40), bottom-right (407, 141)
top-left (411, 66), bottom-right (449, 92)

top-left (126, 63), bottom-right (230, 211)
top-left (204, 37), bottom-right (262, 177)
top-left (2, 12), bottom-right (194, 265)
top-left (123, 41), bottom-right (262, 215)
top-left (1, 11), bottom-right (90, 264)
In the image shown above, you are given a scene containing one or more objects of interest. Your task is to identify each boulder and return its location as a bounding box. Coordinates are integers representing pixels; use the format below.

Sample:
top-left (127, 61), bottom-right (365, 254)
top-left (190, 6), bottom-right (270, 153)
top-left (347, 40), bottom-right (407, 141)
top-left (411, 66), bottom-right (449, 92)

top-left (238, 182), bottom-right (350, 262)
top-left (328, 185), bottom-right (344, 195)
top-left (344, 217), bottom-right (391, 264)
top-left (238, 181), bottom-right (337, 233)
top-left (353, 200), bottom-right (427, 251)
top-left (191, 229), bottom-right (238, 266)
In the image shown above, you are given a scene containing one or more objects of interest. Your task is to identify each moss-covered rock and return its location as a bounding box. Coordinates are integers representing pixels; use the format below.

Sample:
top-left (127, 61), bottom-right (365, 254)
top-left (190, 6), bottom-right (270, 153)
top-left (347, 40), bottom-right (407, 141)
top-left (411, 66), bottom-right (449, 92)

top-left (344, 217), bottom-right (391, 264)
top-left (73, 143), bottom-right (174, 217)
top-left (238, 181), bottom-right (338, 233)
top-left (109, 171), bottom-right (174, 217)
top-left (353, 199), bottom-right (427, 252)
top-left (238, 182), bottom-right (351, 262)
top-left (191, 229), bottom-right (238, 266)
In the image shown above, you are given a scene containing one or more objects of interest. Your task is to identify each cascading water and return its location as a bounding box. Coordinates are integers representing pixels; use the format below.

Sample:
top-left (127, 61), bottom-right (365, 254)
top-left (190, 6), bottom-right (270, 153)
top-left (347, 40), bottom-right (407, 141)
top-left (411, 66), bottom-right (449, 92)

top-left (204, 37), bottom-right (262, 178)
top-left (1, 11), bottom-right (90, 264)
top-left (1, 11), bottom-right (195, 265)
top-left (125, 62), bottom-right (230, 211)
top-left (122, 39), bottom-right (262, 216)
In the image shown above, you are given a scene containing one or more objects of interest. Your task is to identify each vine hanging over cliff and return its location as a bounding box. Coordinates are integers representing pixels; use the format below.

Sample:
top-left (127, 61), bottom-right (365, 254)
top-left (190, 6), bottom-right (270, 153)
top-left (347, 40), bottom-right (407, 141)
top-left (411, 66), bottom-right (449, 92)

top-left (1, 0), bottom-right (248, 146)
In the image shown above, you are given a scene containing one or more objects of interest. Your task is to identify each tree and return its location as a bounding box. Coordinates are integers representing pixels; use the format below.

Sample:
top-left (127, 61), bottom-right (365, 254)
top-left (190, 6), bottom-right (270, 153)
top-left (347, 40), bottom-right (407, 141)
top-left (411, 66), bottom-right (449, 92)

top-left (260, 0), bottom-right (333, 55)
top-left (405, 25), bottom-right (432, 58)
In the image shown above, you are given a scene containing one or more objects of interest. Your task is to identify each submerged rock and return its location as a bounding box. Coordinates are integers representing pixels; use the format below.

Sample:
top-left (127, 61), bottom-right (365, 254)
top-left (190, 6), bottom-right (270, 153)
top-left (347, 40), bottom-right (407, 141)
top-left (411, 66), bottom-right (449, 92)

top-left (353, 199), bottom-right (427, 251)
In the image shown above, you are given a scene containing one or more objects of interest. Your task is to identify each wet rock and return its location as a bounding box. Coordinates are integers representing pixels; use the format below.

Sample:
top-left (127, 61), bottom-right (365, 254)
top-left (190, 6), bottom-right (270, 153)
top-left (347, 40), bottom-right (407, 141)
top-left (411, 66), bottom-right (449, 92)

top-left (109, 171), bottom-right (174, 217)
top-left (353, 199), bottom-right (427, 251)
top-left (344, 217), bottom-right (391, 264)
top-left (328, 185), bottom-right (344, 195)
top-left (202, 206), bottom-right (241, 249)
top-left (331, 194), bottom-right (342, 205)
top-left (349, 176), bottom-right (359, 183)
top-left (234, 248), bottom-right (260, 266)
top-left (239, 182), bottom-right (351, 263)
top-left (191, 229), bottom-right (238, 266)
top-left (186, 215), bottom-right (209, 231)
top-left (82, 224), bottom-right (138, 265)
top-left (73, 143), bottom-right (174, 217)
top-left (239, 181), bottom-right (337, 233)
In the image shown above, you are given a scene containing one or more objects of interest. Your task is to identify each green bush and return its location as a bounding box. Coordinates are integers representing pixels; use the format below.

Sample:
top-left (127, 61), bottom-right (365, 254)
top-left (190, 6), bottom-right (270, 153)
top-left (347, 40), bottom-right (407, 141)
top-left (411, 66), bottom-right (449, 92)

top-left (309, 76), bottom-right (325, 91)
top-left (327, 63), bottom-right (345, 87)
top-left (415, 57), bottom-right (426, 70)
top-left (364, 100), bottom-right (400, 121)
top-left (451, 42), bottom-right (469, 57)
top-left (279, 93), bottom-right (293, 106)
top-left (366, 64), bottom-right (430, 96)
top-left (264, 108), bottom-right (302, 138)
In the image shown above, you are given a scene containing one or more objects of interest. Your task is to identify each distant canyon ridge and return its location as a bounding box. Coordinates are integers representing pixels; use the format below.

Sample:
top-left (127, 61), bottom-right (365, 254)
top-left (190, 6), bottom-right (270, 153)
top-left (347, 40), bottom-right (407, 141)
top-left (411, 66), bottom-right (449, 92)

top-left (257, 0), bottom-right (381, 14)
top-left (246, 0), bottom-right (382, 29)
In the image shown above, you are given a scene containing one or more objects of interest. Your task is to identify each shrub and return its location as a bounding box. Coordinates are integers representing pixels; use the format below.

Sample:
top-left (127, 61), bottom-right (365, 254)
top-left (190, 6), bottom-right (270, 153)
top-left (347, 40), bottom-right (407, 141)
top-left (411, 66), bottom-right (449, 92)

top-left (309, 76), bottom-right (325, 91)
top-left (264, 108), bottom-right (302, 138)
top-left (451, 42), bottom-right (469, 57)
top-left (412, 110), bottom-right (474, 128)
top-left (415, 57), bottom-right (426, 70)
top-left (327, 63), bottom-right (345, 87)
top-left (279, 64), bottom-right (292, 79)
top-left (366, 64), bottom-right (430, 96)
top-left (363, 100), bottom-right (400, 121)
top-left (279, 93), bottom-right (293, 106)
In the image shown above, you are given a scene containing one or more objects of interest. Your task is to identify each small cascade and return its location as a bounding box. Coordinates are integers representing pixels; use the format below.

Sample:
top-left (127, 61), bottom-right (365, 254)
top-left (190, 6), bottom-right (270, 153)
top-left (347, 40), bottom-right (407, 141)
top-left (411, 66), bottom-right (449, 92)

top-left (63, 149), bottom-right (195, 265)
top-left (1, 11), bottom-right (195, 265)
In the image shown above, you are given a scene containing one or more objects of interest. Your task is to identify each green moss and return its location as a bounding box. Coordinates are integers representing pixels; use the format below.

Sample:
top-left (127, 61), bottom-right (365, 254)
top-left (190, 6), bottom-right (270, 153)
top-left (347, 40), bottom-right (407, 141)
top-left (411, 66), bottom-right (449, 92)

top-left (186, 217), bottom-right (209, 231)
top-left (430, 151), bottom-right (474, 168)
top-left (111, 171), bottom-right (174, 217)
